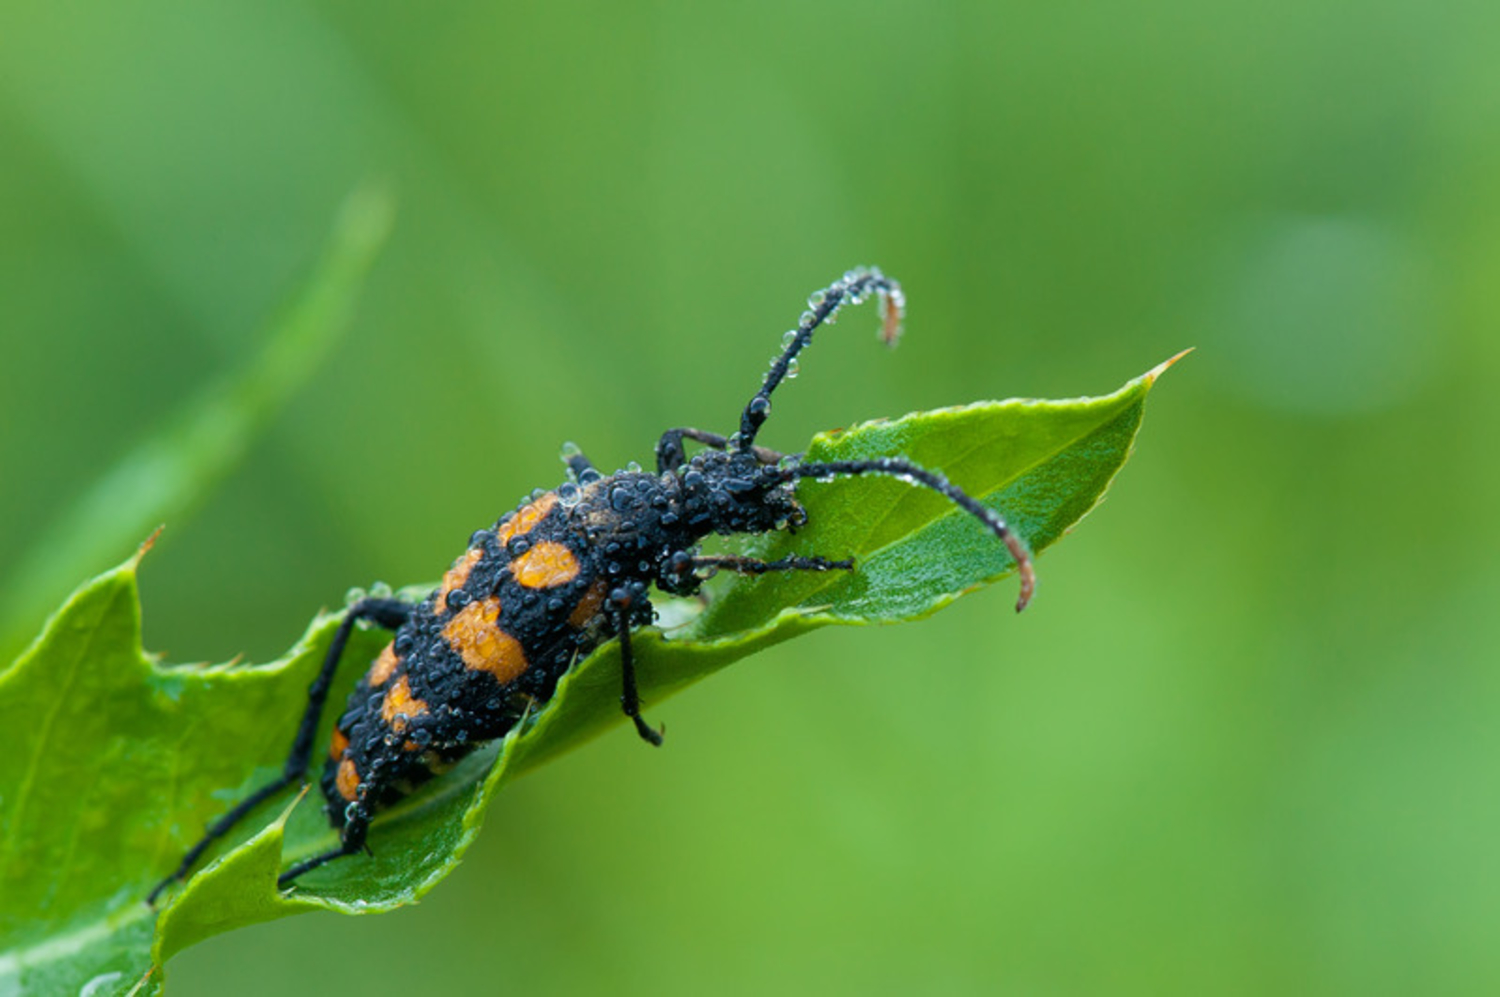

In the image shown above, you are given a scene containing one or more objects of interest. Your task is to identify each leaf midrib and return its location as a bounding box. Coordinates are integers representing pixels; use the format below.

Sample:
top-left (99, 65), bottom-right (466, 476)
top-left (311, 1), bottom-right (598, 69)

top-left (0, 880), bottom-right (154, 977)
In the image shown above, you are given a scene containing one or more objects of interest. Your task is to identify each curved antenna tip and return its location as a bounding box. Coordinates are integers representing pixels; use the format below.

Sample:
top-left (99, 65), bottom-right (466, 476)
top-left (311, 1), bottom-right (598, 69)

top-left (1006, 535), bottom-right (1036, 612)
top-left (1014, 559), bottom-right (1036, 612)
top-left (879, 284), bottom-right (905, 347)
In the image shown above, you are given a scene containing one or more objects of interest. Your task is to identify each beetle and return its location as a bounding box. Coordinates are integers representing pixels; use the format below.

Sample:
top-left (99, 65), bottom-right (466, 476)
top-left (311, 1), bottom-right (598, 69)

top-left (147, 267), bottom-right (1035, 903)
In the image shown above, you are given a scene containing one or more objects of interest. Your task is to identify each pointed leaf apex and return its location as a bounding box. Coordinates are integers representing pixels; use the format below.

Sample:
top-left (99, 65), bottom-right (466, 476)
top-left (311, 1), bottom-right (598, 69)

top-left (1144, 348), bottom-right (1194, 385)
top-left (133, 526), bottom-right (166, 567)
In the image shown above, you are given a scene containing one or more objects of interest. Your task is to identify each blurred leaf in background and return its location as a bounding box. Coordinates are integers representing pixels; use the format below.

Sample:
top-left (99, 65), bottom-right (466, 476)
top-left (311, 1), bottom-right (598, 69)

top-left (2, 0), bottom-right (1497, 995)
top-left (0, 184), bottom-right (392, 663)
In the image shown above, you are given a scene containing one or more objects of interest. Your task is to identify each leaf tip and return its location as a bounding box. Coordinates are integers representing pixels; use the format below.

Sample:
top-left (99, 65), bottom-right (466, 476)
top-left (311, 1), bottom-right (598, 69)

top-left (133, 525), bottom-right (166, 567)
top-left (1144, 348), bottom-right (1194, 385)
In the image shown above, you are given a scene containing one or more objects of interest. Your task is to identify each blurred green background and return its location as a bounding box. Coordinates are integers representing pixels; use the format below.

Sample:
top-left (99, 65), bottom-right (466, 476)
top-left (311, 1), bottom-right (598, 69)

top-left (4, 1), bottom-right (1498, 993)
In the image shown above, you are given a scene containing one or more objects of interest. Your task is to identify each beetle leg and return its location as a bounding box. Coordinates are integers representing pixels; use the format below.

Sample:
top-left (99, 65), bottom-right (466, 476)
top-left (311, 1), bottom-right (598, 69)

top-left (147, 597), bottom-right (412, 905)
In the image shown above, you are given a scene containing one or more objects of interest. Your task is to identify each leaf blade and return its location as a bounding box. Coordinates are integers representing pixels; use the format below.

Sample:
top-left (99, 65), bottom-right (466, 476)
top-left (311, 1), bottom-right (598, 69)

top-left (0, 359), bottom-right (1177, 995)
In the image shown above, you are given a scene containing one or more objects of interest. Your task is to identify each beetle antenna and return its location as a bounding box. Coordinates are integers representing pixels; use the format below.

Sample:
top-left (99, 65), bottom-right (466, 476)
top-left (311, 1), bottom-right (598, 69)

top-left (777, 458), bottom-right (1035, 612)
top-left (735, 268), bottom-right (904, 451)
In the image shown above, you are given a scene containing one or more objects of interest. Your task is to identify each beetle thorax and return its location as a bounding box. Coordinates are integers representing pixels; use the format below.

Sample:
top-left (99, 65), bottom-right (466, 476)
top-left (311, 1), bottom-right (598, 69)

top-left (677, 449), bottom-right (802, 538)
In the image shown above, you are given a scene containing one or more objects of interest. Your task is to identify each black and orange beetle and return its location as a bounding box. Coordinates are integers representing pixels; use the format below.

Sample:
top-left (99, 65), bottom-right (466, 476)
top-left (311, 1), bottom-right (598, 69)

top-left (147, 267), bottom-right (1035, 902)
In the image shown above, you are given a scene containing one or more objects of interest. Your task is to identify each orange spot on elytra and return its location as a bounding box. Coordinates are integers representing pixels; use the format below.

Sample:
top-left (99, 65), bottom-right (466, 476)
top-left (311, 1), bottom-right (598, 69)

top-left (336, 758), bottom-right (360, 801)
top-left (329, 727), bottom-right (350, 761)
top-left (368, 642), bottom-right (400, 686)
top-left (568, 580), bottom-right (607, 629)
top-left (496, 492), bottom-right (559, 544)
top-left (512, 541), bottom-right (581, 589)
top-left (381, 674), bottom-right (429, 733)
top-left (442, 597), bottom-right (528, 683)
top-left (435, 547), bottom-right (484, 616)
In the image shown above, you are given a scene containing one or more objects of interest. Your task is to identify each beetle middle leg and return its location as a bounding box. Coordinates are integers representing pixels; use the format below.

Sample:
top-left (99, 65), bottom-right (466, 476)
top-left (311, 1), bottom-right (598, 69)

top-left (608, 582), bottom-right (664, 746)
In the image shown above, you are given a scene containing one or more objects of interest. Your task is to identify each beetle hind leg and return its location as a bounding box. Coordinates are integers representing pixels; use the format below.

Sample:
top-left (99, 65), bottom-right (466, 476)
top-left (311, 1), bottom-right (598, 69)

top-left (279, 812), bottom-right (370, 887)
top-left (146, 596), bottom-right (412, 906)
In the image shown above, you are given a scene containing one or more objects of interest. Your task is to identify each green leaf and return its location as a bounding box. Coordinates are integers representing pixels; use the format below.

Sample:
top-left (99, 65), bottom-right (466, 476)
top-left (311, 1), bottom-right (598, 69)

top-left (0, 357), bottom-right (1179, 996)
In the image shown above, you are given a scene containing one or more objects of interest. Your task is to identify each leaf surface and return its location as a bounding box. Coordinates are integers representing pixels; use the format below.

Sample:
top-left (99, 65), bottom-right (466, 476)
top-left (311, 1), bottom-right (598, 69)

top-left (0, 357), bottom-right (1179, 995)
